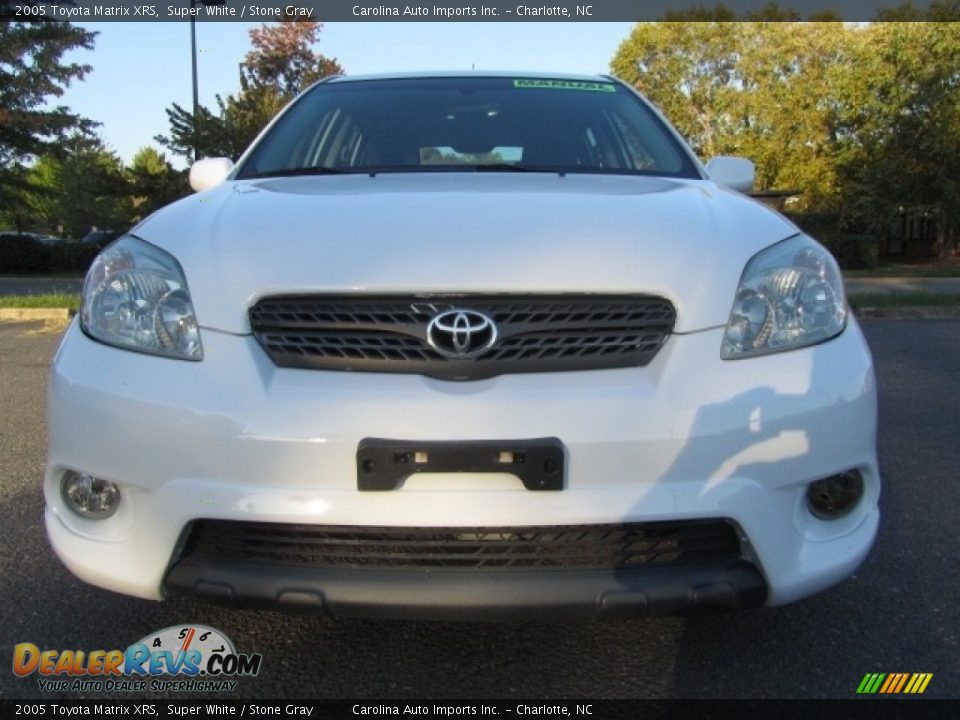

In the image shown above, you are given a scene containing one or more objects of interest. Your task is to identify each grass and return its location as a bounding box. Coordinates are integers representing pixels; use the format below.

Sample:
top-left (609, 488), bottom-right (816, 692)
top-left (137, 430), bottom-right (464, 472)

top-left (0, 293), bottom-right (80, 311)
top-left (847, 291), bottom-right (960, 308)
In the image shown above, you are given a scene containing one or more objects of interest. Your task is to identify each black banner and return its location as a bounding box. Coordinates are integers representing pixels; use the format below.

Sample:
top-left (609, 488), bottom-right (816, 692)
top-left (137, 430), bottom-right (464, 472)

top-left (1, 0), bottom-right (955, 22)
top-left (2, 699), bottom-right (960, 720)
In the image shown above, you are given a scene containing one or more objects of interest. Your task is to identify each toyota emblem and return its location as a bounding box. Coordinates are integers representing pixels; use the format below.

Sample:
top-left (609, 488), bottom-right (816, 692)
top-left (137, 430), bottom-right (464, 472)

top-left (426, 309), bottom-right (498, 359)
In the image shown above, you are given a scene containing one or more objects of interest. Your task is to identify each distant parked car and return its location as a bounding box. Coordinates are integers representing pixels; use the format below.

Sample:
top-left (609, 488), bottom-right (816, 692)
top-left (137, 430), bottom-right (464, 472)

top-left (0, 230), bottom-right (43, 242)
top-left (80, 230), bottom-right (119, 250)
top-left (0, 231), bottom-right (66, 246)
top-left (35, 234), bottom-right (66, 246)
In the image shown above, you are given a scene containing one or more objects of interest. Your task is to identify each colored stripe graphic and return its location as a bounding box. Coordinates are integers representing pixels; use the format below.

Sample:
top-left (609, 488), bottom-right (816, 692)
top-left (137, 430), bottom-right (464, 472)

top-left (879, 674), bottom-right (897, 693)
top-left (856, 673), bottom-right (885, 694)
top-left (857, 673), bottom-right (932, 694)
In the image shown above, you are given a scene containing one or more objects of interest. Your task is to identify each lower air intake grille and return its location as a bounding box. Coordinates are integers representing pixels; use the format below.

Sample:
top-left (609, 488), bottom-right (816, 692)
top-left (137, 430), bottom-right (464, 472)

top-left (248, 294), bottom-right (675, 381)
top-left (180, 519), bottom-right (743, 571)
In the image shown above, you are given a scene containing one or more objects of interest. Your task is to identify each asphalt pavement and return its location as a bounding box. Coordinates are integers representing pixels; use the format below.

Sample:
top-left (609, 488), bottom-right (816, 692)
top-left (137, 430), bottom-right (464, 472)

top-left (1, 319), bottom-right (957, 700)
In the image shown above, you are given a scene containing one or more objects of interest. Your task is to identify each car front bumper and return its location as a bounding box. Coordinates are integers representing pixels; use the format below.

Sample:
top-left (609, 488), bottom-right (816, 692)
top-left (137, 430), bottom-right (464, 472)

top-left (45, 316), bottom-right (879, 614)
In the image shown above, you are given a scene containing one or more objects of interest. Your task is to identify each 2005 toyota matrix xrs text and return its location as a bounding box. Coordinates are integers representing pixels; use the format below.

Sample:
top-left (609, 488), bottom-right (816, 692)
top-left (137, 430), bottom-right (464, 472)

top-left (46, 73), bottom-right (878, 619)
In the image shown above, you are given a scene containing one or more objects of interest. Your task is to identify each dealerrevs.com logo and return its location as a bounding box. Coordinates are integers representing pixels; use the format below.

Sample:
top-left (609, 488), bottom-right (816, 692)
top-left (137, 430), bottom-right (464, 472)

top-left (13, 625), bottom-right (262, 693)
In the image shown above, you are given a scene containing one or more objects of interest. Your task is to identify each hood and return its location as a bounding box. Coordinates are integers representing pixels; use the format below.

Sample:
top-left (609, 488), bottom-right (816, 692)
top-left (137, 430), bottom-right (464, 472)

top-left (134, 173), bottom-right (797, 334)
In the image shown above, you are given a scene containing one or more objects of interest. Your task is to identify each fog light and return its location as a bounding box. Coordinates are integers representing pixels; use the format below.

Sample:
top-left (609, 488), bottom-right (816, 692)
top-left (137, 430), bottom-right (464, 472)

top-left (807, 470), bottom-right (864, 519)
top-left (61, 471), bottom-right (120, 519)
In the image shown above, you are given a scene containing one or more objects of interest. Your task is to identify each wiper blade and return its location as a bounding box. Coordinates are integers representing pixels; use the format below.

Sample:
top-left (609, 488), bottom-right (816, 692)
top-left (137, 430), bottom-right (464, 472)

top-left (468, 163), bottom-right (540, 173)
top-left (245, 166), bottom-right (353, 179)
top-left (245, 164), bottom-right (563, 177)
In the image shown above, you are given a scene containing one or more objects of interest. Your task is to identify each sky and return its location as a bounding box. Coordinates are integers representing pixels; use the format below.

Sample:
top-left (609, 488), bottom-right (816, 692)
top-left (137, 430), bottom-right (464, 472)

top-left (63, 22), bottom-right (636, 167)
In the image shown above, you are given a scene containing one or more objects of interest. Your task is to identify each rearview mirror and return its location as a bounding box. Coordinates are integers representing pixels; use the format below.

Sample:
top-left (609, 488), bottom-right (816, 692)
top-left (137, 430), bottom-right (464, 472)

top-left (189, 157), bottom-right (234, 193)
top-left (704, 156), bottom-right (755, 193)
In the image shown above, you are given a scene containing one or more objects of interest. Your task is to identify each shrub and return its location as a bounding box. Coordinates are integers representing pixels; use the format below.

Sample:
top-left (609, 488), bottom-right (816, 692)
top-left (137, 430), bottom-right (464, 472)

top-left (47, 242), bottom-right (100, 274)
top-left (821, 233), bottom-right (879, 270)
top-left (785, 212), bottom-right (879, 269)
top-left (785, 211), bottom-right (844, 238)
top-left (0, 236), bottom-right (101, 275)
top-left (0, 236), bottom-right (51, 274)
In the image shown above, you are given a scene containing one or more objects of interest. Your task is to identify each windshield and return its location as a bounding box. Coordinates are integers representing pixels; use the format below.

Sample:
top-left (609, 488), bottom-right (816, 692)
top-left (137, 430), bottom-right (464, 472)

top-left (235, 77), bottom-right (700, 179)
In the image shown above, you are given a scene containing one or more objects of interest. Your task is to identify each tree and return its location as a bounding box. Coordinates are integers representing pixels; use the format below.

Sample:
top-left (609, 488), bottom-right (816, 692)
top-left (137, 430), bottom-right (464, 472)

top-left (833, 21), bottom-right (960, 255)
top-left (610, 19), bottom-right (850, 208)
top-left (129, 146), bottom-right (188, 222)
top-left (156, 20), bottom-right (343, 162)
top-left (0, 22), bottom-right (97, 230)
top-left (26, 135), bottom-right (132, 238)
top-left (732, 22), bottom-right (850, 207)
top-left (156, 99), bottom-right (251, 162)
top-left (611, 21), bottom-right (742, 161)
top-left (244, 21), bottom-right (344, 96)
top-left (610, 11), bottom-right (960, 259)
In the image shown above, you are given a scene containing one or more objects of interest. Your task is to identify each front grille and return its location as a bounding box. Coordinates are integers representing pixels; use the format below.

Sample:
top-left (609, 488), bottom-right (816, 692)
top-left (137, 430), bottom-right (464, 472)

top-left (180, 519), bottom-right (742, 571)
top-left (249, 295), bottom-right (675, 380)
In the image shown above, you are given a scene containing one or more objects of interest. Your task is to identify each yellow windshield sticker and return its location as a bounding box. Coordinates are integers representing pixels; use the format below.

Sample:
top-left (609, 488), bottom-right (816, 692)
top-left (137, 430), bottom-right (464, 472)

top-left (513, 79), bottom-right (616, 92)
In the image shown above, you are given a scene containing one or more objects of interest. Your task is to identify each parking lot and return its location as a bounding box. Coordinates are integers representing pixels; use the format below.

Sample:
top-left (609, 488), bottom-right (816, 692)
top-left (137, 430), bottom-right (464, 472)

top-left (1, 318), bottom-right (957, 700)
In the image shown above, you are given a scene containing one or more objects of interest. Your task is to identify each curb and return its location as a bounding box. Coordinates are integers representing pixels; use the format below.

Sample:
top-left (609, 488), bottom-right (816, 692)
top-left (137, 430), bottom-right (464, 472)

top-left (854, 306), bottom-right (960, 319)
top-left (0, 308), bottom-right (73, 322)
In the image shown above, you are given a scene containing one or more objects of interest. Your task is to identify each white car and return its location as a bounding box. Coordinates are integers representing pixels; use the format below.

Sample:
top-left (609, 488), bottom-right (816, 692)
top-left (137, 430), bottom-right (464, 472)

top-left (46, 72), bottom-right (878, 618)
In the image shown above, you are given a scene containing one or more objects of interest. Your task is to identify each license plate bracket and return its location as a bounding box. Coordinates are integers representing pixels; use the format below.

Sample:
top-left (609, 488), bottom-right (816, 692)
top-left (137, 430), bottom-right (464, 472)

top-left (356, 437), bottom-right (565, 491)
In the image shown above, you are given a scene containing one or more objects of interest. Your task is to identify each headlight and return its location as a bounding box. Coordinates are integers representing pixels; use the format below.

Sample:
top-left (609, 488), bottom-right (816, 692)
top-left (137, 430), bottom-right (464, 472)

top-left (80, 235), bottom-right (203, 360)
top-left (721, 234), bottom-right (846, 359)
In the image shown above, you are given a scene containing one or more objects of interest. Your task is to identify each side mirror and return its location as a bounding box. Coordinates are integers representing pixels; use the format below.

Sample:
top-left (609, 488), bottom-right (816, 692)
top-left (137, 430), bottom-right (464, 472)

top-left (189, 157), bottom-right (234, 193)
top-left (704, 156), bottom-right (755, 193)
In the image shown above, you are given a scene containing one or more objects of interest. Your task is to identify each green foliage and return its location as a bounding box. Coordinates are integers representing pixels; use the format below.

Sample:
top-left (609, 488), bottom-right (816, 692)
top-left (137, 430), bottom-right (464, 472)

top-left (611, 16), bottom-right (960, 254)
top-left (832, 22), bottom-right (960, 254)
top-left (0, 21), bottom-right (97, 231)
top-left (786, 212), bottom-right (879, 269)
top-left (0, 293), bottom-right (81, 311)
top-left (129, 146), bottom-right (188, 221)
top-left (611, 22), bottom-right (849, 208)
top-left (243, 21), bottom-right (344, 95)
top-left (822, 234), bottom-right (880, 271)
top-left (0, 168), bottom-right (48, 235)
top-left (156, 98), bottom-right (254, 161)
top-left (156, 21), bottom-right (343, 161)
top-left (26, 135), bottom-right (132, 238)
top-left (0, 20), bottom-right (188, 245)
top-left (784, 212), bottom-right (848, 239)
top-left (0, 22), bottom-right (97, 165)
top-left (1, 139), bottom-right (189, 251)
